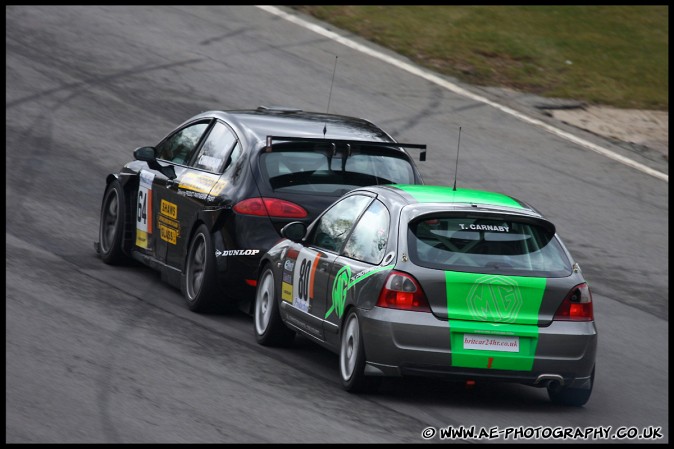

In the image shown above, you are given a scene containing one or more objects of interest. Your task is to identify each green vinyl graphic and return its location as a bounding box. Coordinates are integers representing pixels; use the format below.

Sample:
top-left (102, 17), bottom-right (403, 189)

top-left (445, 271), bottom-right (546, 371)
top-left (325, 264), bottom-right (395, 319)
top-left (393, 184), bottom-right (525, 209)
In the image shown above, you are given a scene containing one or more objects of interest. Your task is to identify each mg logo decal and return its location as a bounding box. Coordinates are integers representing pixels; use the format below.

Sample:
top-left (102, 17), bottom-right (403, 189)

top-left (465, 275), bottom-right (523, 323)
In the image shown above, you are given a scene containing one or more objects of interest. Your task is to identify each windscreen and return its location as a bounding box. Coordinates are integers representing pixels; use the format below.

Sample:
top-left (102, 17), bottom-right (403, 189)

top-left (408, 215), bottom-right (572, 277)
top-left (260, 145), bottom-right (416, 196)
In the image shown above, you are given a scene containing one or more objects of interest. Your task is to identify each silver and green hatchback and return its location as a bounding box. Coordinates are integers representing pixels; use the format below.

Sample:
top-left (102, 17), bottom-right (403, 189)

top-left (253, 184), bottom-right (597, 406)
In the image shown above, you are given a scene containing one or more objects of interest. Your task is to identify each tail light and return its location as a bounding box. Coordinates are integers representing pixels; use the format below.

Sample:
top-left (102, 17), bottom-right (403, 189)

top-left (553, 283), bottom-right (594, 321)
top-left (376, 271), bottom-right (431, 312)
top-left (233, 198), bottom-right (308, 219)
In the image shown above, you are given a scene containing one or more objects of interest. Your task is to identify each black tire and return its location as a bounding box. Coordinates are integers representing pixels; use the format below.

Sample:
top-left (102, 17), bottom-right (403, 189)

top-left (182, 224), bottom-right (221, 313)
top-left (254, 266), bottom-right (295, 346)
top-left (548, 366), bottom-right (595, 407)
top-left (339, 309), bottom-right (381, 393)
top-left (98, 180), bottom-right (127, 264)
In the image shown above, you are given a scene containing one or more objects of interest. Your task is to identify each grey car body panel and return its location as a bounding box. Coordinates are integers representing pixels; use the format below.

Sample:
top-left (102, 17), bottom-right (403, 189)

top-left (259, 184), bottom-right (597, 389)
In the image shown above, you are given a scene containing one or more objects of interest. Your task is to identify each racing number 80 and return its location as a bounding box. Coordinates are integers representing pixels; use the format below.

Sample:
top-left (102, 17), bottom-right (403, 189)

top-left (297, 258), bottom-right (311, 301)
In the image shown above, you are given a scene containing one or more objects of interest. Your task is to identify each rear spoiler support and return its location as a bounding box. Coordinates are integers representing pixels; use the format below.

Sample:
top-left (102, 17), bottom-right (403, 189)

top-left (265, 135), bottom-right (426, 161)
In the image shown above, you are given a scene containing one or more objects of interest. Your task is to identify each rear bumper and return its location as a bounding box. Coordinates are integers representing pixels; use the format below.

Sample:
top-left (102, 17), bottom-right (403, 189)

top-left (360, 307), bottom-right (597, 389)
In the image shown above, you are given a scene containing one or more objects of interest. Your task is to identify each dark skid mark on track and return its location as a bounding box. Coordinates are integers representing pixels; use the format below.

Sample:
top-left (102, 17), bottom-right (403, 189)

top-left (6, 58), bottom-right (206, 110)
top-left (382, 84), bottom-right (446, 136)
top-left (199, 28), bottom-right (247, 46)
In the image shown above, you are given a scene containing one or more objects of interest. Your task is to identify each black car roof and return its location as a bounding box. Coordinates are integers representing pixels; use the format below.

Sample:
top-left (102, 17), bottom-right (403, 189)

top-left (192, 107), bottom-right (395, 147)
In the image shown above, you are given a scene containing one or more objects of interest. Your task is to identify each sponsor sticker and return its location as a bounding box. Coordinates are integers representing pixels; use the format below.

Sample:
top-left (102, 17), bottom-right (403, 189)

top-left (160, 199), bottom-right (177, 219)
top-left (178, 172), bottom-right (220, 194)
top-left (282, 272), bottom-right (292, 284)
top-left (463, 334), bottom-right (519, 352)
top-left (159, 224), bottom-right (178, 245)
top-left (157, 214), bottom-right (179, 230)
top-left (281, 282), bottom-right (293, 303)
top-left (215, 249), bottom-right (260, 257)
top-left (158, 198), bottom-right (179, 245)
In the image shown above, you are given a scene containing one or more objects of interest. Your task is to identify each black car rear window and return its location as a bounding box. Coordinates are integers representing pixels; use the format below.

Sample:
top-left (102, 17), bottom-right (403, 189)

top-left (260, 146), bottom-right (415, 196)
top-left (408, 216), bottom-right (572, 277)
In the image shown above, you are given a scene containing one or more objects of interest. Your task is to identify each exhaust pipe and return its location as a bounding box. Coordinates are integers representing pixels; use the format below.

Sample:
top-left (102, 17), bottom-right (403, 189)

top-left (535, 374), bottom-right (565, 388)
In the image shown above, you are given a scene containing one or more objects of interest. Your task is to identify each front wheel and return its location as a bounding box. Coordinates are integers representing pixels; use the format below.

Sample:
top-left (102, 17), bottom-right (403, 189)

top-left (254, 266), bottom-right (294, 346)
top-left (339, 309), bottom-right (380, 393)
top-left (98, 180), bottom-right (127, 264)
top-left (182, 224), bottom-right (221, 312)
top-left (548, 366), bottom-right (595, 407)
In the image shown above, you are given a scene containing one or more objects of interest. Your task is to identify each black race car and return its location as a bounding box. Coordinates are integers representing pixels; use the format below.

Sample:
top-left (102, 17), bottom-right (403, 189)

top-left (95, 106), bottom-right (425, 312)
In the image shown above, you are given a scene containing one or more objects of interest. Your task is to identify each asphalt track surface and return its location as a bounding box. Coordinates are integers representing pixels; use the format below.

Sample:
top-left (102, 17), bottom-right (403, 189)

top-left (6, 5), bottom-right (668, 443)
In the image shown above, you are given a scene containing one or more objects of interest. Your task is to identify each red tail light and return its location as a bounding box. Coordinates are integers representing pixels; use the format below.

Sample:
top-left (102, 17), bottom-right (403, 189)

top-left (233, 198), bottom-right (308, 219)
top-left (553, 283), bottom-right (594, 321)
top-left (376, 271), bottom-right (431, 312)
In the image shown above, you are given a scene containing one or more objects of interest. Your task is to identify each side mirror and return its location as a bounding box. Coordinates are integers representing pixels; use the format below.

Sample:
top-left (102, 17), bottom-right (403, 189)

top-left (133, 146), bottom-right (177, 180)
top-left (134, 146), bottom-right (156, 161)
top-left (280, 221), bottom-right (307, 242)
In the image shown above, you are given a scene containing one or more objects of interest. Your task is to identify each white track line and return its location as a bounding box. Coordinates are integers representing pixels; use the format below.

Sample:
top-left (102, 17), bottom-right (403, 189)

top-left (257, 5), bottom-right (668, 183)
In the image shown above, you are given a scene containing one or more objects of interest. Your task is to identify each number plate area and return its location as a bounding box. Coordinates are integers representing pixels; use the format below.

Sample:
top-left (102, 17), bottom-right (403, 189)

top-left (463, 333), bottom-right (520, 352)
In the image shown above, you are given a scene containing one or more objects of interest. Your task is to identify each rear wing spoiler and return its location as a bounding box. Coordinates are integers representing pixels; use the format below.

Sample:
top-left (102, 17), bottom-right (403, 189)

top-left (265, 135), bottom-right (427, 161)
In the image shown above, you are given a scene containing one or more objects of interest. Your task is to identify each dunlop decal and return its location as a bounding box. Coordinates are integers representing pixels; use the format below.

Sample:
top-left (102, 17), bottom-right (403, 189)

top-left (215, 249), bottom-right (260, 257)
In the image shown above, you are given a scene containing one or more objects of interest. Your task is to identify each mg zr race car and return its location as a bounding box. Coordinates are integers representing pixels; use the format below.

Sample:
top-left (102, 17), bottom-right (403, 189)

top-left (253, 184), bottom-right (597, 406)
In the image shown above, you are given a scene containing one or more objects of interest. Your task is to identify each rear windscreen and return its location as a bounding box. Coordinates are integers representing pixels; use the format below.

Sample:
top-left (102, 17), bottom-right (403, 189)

top-left (408, 216), bottom-right (572, 277)
top-left (260, 147), bottom-right (415, 196)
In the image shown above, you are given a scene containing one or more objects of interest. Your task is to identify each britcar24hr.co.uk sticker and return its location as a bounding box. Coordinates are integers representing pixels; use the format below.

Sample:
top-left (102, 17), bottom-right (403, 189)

top-left (135, 170), bottom-right (155, 249)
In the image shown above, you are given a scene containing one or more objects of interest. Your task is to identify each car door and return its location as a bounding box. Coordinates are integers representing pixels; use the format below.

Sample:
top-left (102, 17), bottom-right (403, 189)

top-left (323, 198), bottom-right (393, 347)
top-left (144, 119), bottom-right (212, 264)
top-left (282, 193), bottom-right (374, 342)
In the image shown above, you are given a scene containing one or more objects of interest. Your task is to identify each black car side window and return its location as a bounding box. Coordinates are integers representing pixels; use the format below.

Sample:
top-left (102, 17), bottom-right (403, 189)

top-left (192, 121), bottom-right (238, 173)
top-left (342, 199), bottom-right (390, 264)
top-left (310, 195), bottom-right (372, 253)
top-left (156, 121), bottom-right (209, 166)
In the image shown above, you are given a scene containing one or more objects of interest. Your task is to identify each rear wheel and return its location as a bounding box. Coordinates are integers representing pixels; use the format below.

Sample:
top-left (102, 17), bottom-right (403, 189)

top-left (548, 366), bottom-right (595, 406)
top-left (98, 180), bottom-right (126, 264)
top-left (340, 309), bottom-right (381, 393)
top-left (182, 224), bottom-right (221, 312)
top-left (254, 266), bottom-right (295, 346)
